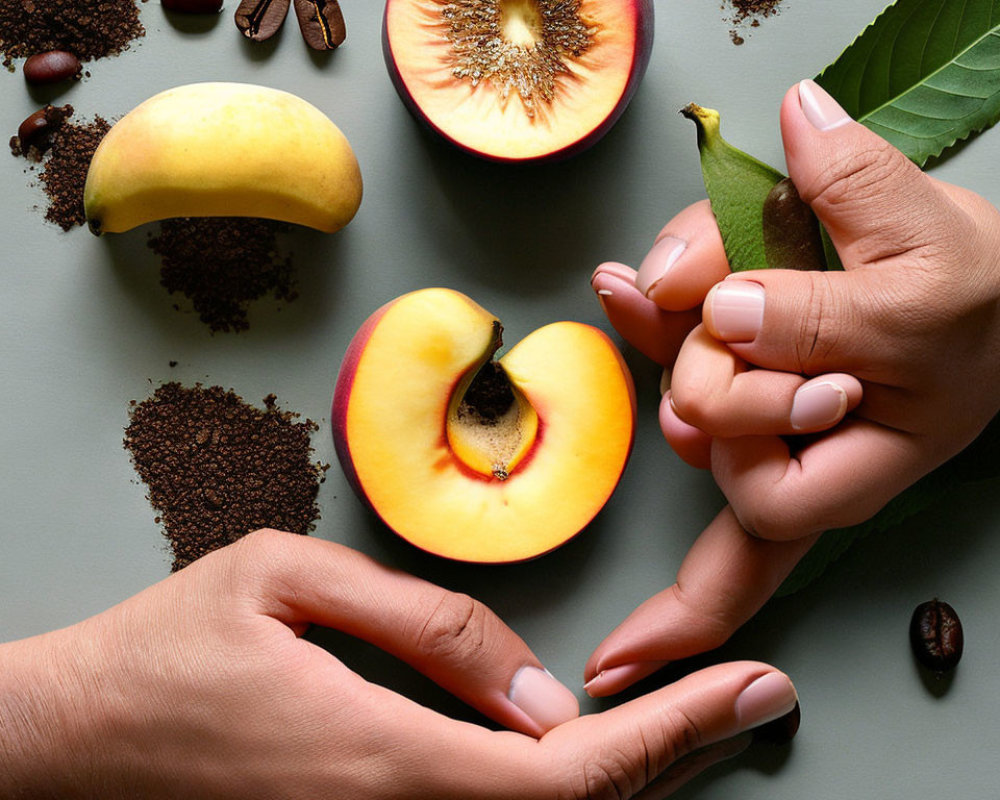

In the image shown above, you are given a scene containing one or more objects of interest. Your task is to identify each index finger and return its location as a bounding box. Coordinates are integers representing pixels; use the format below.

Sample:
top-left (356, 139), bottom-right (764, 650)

top-left (584, 506), bottom-right (816, 697)
top-left (220, 532), bottom-right (579, 738)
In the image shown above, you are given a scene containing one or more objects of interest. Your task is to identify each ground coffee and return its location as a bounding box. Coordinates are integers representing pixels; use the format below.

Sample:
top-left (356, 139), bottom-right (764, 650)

top-left (9, 105), bottom-right (112, 231)
top-left (725, 0), bottom-right (783, 45)
top-left (0, 0), bottom-right (146, 69)
top-left (147, 217), bottom-right (299, 333)
top-left (124, 382), bottom-right (327, 571)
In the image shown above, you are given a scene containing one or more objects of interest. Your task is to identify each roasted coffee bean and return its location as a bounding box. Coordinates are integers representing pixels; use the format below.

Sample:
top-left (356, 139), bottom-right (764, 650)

top-left (235, 0), bottom-right (291, 41)
top-left (23, 50), bottom-right (82, 85)
top-left (910, 599), bottom-right (964, 673)
top-left (162, 0), bottom-right (225, 12)
top-left (293, 0), bottom-right (346, 50)
top-left (762, 177), bottom-right (826, 271)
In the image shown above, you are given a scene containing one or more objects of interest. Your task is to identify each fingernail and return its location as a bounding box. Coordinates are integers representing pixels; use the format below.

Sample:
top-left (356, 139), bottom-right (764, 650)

top-left (735, 672), bottom-right (798, 731)
top-left (798, 79), bottom-right (851, 131)
top-left (508, 666), bottom-right (579, 732)
top-left (583, 661), bottom-right (669, 697)
top-left (790, 379), bottom-right (849, 431)
top-left (705, 280), bottom-right (765, 341)
top-left (636, 236), bottom-right (687, 298)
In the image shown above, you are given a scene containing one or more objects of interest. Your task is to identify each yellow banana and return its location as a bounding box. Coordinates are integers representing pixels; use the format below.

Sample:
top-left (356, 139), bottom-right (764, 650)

top-left (83, 82), bottom-right (363, 235)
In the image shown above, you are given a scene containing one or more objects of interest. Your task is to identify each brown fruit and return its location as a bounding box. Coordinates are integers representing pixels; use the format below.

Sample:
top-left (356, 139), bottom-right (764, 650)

top-left (23, 50), bottom-right (81, 85)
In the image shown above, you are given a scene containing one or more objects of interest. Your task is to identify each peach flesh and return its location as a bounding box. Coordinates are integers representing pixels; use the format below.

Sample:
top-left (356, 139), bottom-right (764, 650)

top-left (332, 288), bottom-right (636, 562)
top-left (382, 0), bottom-right (655, 162)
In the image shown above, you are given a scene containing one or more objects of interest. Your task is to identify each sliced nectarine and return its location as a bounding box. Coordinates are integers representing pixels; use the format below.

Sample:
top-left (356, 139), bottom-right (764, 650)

top-left (332, 288), bottom-right (636, 562)
top-left (382, 0), bottom-right (655, 161)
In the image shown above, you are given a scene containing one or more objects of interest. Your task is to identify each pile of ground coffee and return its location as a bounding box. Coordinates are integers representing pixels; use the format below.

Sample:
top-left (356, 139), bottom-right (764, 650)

top-left (147, 218), bottom-right (299, 333)
top-left (9, 105), bottom-right (111, 230)
top-left (725, 0), bottom-right (783, 45)
top-left (124, 382), bottom-right (327, 571)
top-left (0, 0), bottom-right (145, 69)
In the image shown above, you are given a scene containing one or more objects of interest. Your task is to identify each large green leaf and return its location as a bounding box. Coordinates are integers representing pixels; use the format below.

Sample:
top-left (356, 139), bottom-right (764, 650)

top-left (816, 0), bottom-right (1000, 166)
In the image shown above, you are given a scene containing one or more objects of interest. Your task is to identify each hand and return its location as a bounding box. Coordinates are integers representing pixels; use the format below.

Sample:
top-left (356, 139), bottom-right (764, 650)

top-left (596, 79), bottom-right (1000, 537)
top-left (587, 78), bottom-right (1000, 694)
top-left (0, 531), bottom-right (798, 799)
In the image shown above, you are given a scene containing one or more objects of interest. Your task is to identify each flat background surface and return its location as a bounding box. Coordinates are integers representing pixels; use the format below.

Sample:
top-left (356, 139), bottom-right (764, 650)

top-left (2, 2), bottom-right (999, 797)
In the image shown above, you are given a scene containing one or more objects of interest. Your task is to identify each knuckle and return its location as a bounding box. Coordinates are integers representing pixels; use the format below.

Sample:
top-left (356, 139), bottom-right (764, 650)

top-left (561, 721), bottom-right (682, 800)
top-left (792, 273), bottom-right (845, 372)
top-left (805, 139), bottom-right (908, 212)
top-left (221, 528), bottom-right (304, 593)
top-left (229, 527), bottom-right (295, 568)
top-left (414, 591), bottom-right (488, 661)
top-left (563, 751), bottom-right (635, 800)
top-left (670, 585), bottom-right (736, 652)
top-left (669, 372), bottom-right (724, 433)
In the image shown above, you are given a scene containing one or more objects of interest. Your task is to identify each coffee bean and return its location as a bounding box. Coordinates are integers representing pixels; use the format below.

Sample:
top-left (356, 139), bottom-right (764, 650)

top-left (162, 0), bottom-right (225, 12)
top-left (23, 50), bottom-right (82, 85)
top-left (910, 599), bottom-right (964, 673)
top-left (293, 0), bottom-right (346, 50)
top-left (14, 105), bottom-right (74, 157)
top-left (235, 0), bottom-right (291, 41)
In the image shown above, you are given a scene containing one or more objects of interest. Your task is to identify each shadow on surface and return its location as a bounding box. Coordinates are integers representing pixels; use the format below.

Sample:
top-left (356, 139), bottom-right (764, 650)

top-left (387, 95), bottom-right (650, 296)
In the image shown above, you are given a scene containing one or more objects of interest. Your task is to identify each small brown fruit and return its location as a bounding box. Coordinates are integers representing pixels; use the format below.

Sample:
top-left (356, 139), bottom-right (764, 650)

top-left (23, 50), bottom-right (81, 85)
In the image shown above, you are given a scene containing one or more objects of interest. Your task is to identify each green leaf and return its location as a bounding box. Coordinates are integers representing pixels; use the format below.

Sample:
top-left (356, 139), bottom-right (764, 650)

top-left (680, 104), bottom-right (785, 272)
top-left (816, 0), bottom-right (1000, 167)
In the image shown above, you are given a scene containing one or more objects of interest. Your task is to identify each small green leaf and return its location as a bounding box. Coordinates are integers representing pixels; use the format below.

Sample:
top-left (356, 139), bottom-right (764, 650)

top-left (816, 0), bottom-right (1000, 166)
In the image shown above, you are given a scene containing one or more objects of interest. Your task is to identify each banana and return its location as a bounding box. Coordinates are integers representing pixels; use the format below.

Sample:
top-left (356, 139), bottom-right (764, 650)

top-left (83, 82), bottom-right (363, 235)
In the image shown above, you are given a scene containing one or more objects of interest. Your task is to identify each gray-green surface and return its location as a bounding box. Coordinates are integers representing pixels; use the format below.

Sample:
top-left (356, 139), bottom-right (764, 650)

top-left (2, 2), bottom-right (999, 797)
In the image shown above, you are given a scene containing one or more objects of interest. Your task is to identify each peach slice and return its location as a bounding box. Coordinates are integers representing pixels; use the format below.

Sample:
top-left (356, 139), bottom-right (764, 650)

top-left (332, 288), bottom-right (636, 562)
top-left (382, 0), bottom-right (654, 162)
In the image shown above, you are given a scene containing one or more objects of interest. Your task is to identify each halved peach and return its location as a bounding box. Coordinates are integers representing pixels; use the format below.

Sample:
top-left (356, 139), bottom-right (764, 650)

top-left (382, 0), bottom-right (654, 162)
top-left (332, 288), bottom-right (636, 562)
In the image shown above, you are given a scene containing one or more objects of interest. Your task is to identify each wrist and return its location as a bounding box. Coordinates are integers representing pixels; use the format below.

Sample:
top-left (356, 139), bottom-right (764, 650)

top-left (0, 628), bottom-right (113, 798)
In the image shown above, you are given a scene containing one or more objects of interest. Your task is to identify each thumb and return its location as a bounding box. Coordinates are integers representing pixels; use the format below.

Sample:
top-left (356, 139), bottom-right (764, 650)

top-left (225, 531), bottom-right (579, 738)
top-left (702, 79), bottom-right (973, 375)
top-left (546, 662), bottom-right (798, 798)
top-left (782, 79), bottom-right (955, 266)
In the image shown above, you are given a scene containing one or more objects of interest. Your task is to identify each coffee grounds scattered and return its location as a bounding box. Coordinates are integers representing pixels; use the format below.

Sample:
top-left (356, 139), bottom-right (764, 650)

top-left (724, 0), bottom-right (783, 45)
top-left (124, 382), bottom-right (327, 571)
top-left (148, 218), bottom-right (299, 333)
top-left (0, 0), bottom-right (146, 69)
top-left (9, 105), bottom-right (111, 230)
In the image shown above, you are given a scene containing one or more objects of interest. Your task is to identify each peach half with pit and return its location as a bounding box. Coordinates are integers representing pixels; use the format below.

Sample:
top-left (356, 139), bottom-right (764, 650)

top-left (332, 288), bottom-right (636, 562)
top-left (382, 0), bottom-right (655, 162)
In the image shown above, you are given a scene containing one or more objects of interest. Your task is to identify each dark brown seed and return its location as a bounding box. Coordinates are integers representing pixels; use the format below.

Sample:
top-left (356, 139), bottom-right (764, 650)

top-left (23, 50), bottom-right (82, 85)
top-left (162, 0), bottom-right (225, 12)
top-left (16, 109), bottom-right (52, 155)
top-left (235, 0), bottom-right (291, 41)
top-left (762, 177), bottom-right (826, 271)
top-left (293, 0), bottom-right (346, 50)
top-left (910, 599), bottom-right (964, 673)
top-left (13, 104), bottom-right (74, 158)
